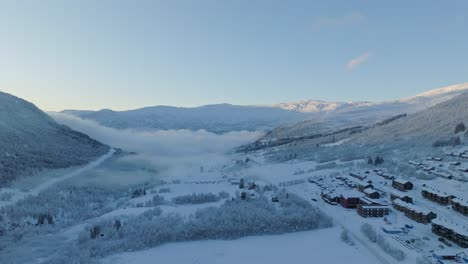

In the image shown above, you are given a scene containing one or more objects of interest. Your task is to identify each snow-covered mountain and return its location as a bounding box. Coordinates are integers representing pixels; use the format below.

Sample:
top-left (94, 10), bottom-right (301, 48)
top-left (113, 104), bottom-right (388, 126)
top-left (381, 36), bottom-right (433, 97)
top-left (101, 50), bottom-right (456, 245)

top-left (0, 91), bottom-right (109, 186)
top-left (351, 90), bottom-right (468, 145)
top-left (261, 83), bottom-right (468, 140)
top-left (274, 83), bottom-right (468, 114)
top-left (60, 104), bottom-right (306, 134)
top-left (59, 83), bottom-right (468, 135)
top-left (242, 90), bottom-right (468, 158)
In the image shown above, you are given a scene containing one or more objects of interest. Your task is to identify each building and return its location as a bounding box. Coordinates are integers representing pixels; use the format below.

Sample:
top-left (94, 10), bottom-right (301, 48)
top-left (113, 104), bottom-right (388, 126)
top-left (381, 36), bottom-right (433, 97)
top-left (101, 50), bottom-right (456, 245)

top-left (432, 218), bottom-right (468, 248)
top-left (340, 190), bottom-right (363, 208)
top-left (392, 178), bottom-right (413, 191)
top-left (421, 187), bottom-right (455, 205)
top-left (452, 198), bottom-right (468, 216)
top-left (321, 191), bottom-right (340, 205)
top-left (362, 187), bottom-right (380, 199)
top-left (392, 199), bottom-right (437, 224)
top-left (390, 191), bottom-right (413, 203)
top-left (432, 250), bottom-right (466, 261)
top-left (357, 204), bottom-right (389, 218)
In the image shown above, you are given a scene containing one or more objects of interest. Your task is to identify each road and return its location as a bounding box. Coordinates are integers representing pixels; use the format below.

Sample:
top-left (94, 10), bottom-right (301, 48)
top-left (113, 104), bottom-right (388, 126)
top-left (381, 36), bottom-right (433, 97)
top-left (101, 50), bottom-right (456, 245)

top-left (0, 148), bottom-right (115, 209)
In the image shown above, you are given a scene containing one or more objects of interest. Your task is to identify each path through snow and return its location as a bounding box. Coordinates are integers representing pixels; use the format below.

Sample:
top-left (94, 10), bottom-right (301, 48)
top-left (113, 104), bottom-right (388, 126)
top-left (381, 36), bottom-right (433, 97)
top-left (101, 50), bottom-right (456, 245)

top-left (0, 148), bottom-right (115, 209)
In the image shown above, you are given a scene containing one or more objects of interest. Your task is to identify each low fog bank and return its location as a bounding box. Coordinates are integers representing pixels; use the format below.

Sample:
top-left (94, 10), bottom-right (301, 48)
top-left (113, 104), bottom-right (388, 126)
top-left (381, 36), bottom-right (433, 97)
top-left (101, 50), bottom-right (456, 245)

top-left (50, 113), bottom-right (263, 156)
top-left (49, 112), bottom-right (263, 179)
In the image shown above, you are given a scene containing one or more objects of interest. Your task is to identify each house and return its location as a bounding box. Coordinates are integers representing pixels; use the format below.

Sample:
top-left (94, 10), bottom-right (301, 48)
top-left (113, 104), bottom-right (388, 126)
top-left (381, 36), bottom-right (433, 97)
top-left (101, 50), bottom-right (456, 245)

top-left (392, 199), bottom-right (437, 224)
top-left (432, 250), bottom-right (465, 261)
top-left (390, 191), bottom-right (413, 203)
top-left (452, 198), bottom-right (468, 216)
top-left (321, 191), bottom-right (340, 205)
top-left (433, 170), bottom-right (453, 179)
top-left (340, 190), bottom-right (363, 208)
top-left (408, 160), bottom-right (422, 166)
top-left (357, 182), bottom-right (374, 192)
top-left (362, 187), bottom-right (380, 199)
top-left (357, 204), bottom-right (389, 218)
top-left (432, 218), bottom-right (468, 248)
top-left (359, 197), bottom-right (386, 206)
top-left (421, 187), bottom-right (455, 205)
top-left (392, 178), bottom-right (413, 191)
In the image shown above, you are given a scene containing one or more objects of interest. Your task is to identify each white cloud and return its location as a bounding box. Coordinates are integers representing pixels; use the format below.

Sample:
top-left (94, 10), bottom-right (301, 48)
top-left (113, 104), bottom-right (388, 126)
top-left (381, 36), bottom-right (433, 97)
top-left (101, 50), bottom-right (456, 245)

top-left (346, 52), bottom-right (370, 71)
top-left (313, 13), bottom-right (364, 30)
top-left (49, 113), bottom-right (263, 179)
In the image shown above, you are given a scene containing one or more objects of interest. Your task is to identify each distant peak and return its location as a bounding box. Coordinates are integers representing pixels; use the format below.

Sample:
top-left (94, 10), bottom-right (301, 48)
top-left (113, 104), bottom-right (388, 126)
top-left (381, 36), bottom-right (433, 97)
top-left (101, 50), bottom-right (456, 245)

top-left (405, 82), bottom-right (468, 99)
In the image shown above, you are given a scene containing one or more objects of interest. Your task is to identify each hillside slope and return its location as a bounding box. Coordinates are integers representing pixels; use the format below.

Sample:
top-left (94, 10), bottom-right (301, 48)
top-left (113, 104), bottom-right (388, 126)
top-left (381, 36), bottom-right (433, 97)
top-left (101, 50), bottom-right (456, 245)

top-left (263, 83), bottom-right (468, 140)
top-left (351, 91), bottom-right (468, 145)
top-left (244, 92), bottom-right (468, 162)
top-left (0, 91), bottom-right (110, 186)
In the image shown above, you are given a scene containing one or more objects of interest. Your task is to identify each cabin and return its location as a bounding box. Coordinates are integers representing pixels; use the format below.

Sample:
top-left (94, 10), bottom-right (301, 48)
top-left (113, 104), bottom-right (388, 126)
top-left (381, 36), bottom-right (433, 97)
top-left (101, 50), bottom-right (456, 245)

top-left (362, 187), bottom-right (380, 199)
top-left (357, 183), bottom-right (374, 192)
top-left (433, 170), bottom-right (453, 179)
top-left (392, 178), bottom-right (413, 191)
top-left (421, 187), bottom-right (455, 205)
top-left (452, 198), bottom-right (468, 216)
top-left (390, 191), bottom-right (413, 203)
top-left (357, 204), bottom-right (389, 218)
top-left (432, 218), bottom-right (468, 248)
top-left (321, 191), bottom-right (340, 205)
top-left (392, 199), bottom-right (437, 224)
top-left (340, 190), bottom-right (363, 208)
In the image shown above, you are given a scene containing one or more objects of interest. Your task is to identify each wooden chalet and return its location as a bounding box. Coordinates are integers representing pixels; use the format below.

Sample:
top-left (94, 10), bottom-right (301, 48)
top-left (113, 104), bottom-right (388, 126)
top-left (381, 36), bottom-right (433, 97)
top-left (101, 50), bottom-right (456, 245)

top-left (392, 178), bottom-right (413, 191)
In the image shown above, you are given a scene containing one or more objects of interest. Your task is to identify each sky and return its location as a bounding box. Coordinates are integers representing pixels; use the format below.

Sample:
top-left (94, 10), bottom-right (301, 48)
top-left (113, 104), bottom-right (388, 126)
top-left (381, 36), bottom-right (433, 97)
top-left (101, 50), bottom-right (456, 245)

top-left (0, 0), bottom-right (467, 111)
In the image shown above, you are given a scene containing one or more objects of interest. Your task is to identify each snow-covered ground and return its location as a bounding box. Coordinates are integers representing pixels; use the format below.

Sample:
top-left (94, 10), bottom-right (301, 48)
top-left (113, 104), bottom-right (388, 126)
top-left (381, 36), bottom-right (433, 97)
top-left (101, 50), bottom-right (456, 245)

top-left (0, 148), bottom-right (115, 209)
top-left (101, 227), bottom-right (379, 264)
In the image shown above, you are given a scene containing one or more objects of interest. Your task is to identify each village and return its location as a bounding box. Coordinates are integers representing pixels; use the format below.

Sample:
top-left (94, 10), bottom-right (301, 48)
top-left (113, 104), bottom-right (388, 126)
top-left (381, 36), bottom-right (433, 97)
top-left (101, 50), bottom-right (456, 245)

top-left (301, 151), bottom-right (468, 263)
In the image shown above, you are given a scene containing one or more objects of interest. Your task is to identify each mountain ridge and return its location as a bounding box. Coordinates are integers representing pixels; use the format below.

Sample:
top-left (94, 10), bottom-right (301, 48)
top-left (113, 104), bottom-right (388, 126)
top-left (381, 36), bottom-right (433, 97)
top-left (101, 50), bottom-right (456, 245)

top-left (0, 91), bottom-right (110, 186)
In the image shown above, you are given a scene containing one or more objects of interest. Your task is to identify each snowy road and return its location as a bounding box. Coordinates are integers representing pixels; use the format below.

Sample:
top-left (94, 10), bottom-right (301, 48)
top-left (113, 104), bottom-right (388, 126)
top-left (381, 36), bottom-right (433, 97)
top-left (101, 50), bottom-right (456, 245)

top-left (0, 148), bottom-right (115, 209)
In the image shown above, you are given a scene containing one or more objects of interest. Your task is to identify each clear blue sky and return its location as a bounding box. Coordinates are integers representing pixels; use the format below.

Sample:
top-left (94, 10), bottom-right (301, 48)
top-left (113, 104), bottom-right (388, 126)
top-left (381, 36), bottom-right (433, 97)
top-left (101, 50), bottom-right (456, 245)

top-left (0, 0), bottom-right (467, 111)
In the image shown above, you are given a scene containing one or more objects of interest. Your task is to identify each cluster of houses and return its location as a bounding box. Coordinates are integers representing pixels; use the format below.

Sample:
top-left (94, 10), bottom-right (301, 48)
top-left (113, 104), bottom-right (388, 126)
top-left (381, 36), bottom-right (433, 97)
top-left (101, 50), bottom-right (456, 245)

top-left (321, 188), bottom-right (390, 218)
top-left (408, 159), bottom-right (456, 180)
top-left (387, 178), bottom-right (441, 224)
top-left (422, 186), bottom-right (468, 217)
top-left (432, 218), bottom-right (468, 248)
top-left (446, 150), bottom-right (468, 159)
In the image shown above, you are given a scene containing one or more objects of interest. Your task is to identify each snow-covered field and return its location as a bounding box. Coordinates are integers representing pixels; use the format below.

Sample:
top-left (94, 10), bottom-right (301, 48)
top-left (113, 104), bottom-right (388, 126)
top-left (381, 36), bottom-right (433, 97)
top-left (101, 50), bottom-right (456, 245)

top-left (102, 227), bottom-right (378, 264)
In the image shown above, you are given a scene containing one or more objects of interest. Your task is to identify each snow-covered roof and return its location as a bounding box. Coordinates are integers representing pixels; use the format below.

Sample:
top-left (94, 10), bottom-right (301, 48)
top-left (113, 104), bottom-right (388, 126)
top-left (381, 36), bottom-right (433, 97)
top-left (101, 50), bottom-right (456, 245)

top-left (452, 197), bottom-right (468, 207)
top-left (393, 177), bottom-right (411, 185)
top-left (363, 187), bottom-right (377, 195)
top-left (393, 199), bottom-right (434, 215)
top-left (422, 186), bottom-right (454, 198)
top-left (340, 190), bottom-right (363, 199)
top-left (360, 197), bottom-right (386, 206)
top-left (432, 218), bottom-right (468, 237)
top-left (361, 205), bottom-right (389, 210)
